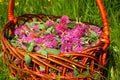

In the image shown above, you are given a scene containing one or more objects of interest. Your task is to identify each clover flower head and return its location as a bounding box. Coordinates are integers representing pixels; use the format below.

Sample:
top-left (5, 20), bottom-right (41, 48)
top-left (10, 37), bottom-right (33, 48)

top-left (43, 33), bottom-right (58, 48)
top-left (55, 23), bottom-right (68, 35)
top-left (46, 20), bottom-right (54, 27)
top-left (33, 25), bottom-right (40, 31)
top-left (60, 15), bottom-right (70, 24)
top-left (34, 38), bottom-right (43, 44)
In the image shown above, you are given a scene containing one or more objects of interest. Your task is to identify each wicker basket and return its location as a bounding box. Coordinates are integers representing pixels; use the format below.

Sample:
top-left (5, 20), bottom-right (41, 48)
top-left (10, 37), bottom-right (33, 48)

top-left (1, 0), bottom-right (110, 80)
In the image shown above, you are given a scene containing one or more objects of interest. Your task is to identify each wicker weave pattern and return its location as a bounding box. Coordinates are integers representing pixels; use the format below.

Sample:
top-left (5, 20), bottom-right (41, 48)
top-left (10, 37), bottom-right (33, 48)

top-left (1, 0), bottom-right (110, 80)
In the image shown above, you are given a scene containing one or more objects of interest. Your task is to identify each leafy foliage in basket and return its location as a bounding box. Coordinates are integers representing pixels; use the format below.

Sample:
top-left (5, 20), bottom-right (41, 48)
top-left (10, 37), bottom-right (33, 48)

top-left (9, 15), bottom-right (102, 77)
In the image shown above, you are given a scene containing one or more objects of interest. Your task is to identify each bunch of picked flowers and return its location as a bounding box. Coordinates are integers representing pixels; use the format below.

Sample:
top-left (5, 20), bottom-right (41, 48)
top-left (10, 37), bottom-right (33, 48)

top-left (10, 15), bottom-right (102, 77)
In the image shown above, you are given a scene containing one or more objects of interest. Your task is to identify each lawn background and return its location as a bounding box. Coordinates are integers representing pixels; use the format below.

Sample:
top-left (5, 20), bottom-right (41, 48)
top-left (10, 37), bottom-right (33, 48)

top-left (0, 0), bottom-right (120, 80)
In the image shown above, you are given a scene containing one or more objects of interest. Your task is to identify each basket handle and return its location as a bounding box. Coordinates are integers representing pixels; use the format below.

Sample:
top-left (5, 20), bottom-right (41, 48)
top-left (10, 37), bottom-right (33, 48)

top-left (8, 0), bottom-right (109, 49)
top-left (8, 0), bottom-right (17, 23)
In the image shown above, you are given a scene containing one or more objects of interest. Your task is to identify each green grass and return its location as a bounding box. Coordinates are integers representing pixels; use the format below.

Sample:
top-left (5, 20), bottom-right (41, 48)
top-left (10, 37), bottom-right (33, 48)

top-left (0, 0), bottom-right (120, 80)
top-left (0, 59), bottom-right (9, 80)
top-left (0, 59), bottom-right (19, 80)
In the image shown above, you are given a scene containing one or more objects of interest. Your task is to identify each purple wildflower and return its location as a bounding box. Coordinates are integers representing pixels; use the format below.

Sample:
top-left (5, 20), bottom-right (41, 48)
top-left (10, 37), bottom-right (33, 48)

top-left (60, 31), bottom-right (71, 41)
top-left (16, 39), bottom-right (28, 49)
top-left (34, 46), bottom-right (41, 51)
top-left (14, 24), bottom-right (30, 38)
top-left (14, 27), bottom-right (21, 35)
top-left (27, 32), bottom-right (39, 38)
top-left (18, 33), bottom-right (26, 39)
top-left (60, 15), bottom-right (70, 24)
top-left (46, 20), bottom-right (54, 27)
top-left (66, 71), bottom-right (73, 78)
top-left (60, 29), bottom-right (86, 53)
top-left (55, 23), bottom-right (68, 35)
top-left (73, 45), bottom-right (85, 52)
top-left (22, 36), bottom-right (33, 43)
top-left (32, 25), bottom-right (40, 31)
top-left (21, 43), bottom-right (28, 50)
top-left (14, 58), bottom-right (21, 64)
top-left (22, 31), bottom-right (39, 44)
top-left (14, 27), bottom-right (25, 38)
top-left (59, 66), bottom-right (63, 70)
top-left (34, 38), bottom-right (43, 44)
top-left (70, 25), bottom-right (85, 38)
top-left (60, 24), bottom-right (85, 40)
top-left (21, 24), bottom-right (30, 31)
top-left (43, 33), bottom-right (58, 48)
top-left (39, 70), bottom-right (45, 73)
top-left (60, 42), bottom-right (73, 53)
